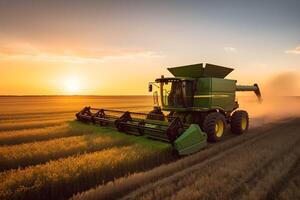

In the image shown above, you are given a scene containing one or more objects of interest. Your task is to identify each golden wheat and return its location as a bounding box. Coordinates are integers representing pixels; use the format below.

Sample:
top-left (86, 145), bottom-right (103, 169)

top-left (0, 114), bottom-right (73, 124)
top-left (0, 110), bottom-right (74, 121)
top-left (0, 122), bottom-right (101, 145)
top-left (0, 144), bottom-right (172, 200)
top-left (70, 122), bottom-right (272, 200)
top-left (0, 133), bottom-right (130, 171)
top-left (0, 119), bottom-right (67, 131)
top-left (0, 124), bottom-right (69, 145)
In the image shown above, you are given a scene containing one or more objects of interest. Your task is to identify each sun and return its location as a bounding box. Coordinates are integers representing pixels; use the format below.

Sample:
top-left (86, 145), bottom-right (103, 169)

top-left (64, 78), bottom-right (81, 94)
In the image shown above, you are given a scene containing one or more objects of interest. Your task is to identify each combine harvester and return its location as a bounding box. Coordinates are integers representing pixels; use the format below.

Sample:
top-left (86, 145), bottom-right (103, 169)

top-left (76, 63), bottom-right (261, 155)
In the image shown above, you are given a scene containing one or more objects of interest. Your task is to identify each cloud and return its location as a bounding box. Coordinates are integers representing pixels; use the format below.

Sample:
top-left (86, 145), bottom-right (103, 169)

top-left (224, 47), bottom-right (236, 52)
top-left (285, 46), bottom-right (300, 54)
top-left (0, 43), bottom-right (164, 63)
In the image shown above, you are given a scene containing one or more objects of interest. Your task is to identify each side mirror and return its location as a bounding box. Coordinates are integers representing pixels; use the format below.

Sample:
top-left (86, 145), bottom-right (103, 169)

top-left (148, 84), bottom-right (153, 92)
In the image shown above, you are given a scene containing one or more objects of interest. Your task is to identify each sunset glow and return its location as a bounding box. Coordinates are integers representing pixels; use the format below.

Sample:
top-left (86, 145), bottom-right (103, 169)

top-left (0, 1), bottom-right (299, 95)
top-left (64, 77), bottom-right (81, 94)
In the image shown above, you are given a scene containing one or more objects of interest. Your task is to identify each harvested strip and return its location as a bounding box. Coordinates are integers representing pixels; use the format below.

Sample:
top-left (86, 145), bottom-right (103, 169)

top-left (70, 120), bottom-right (288, 200)
top-left (0, 119), bottom-right (67, 131)
top-left (123, 120), bottom-right (300, 200)
top-left (240, 147), bottom-right (300, 200)
top-left (0, 133), bottom-right (128, 171)
top-left (0, 144), bottom-right (172, 200)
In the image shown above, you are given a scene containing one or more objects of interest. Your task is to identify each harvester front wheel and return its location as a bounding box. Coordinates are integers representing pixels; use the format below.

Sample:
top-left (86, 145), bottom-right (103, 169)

top-left (231, 110), bottom-right (249, 134)
top-left (203, 112), bottom-right (226, 142)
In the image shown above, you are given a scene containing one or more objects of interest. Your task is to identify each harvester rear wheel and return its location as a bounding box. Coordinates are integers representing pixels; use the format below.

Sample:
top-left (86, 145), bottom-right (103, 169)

top-left (231, 110), bottom-right (249, 134)
top-left (203, 112), bottom-right (226, 142)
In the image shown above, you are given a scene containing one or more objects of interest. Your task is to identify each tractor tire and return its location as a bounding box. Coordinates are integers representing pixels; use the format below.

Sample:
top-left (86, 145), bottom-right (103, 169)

top-left (231, 110), bottom-right (249, 134)
top-left (202, 112), bottom-right (226, 142)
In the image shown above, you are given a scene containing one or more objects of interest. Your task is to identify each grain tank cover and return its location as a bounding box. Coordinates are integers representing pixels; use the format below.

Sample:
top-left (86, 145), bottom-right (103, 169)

top-left (167, 63), bottom-right (234, 78)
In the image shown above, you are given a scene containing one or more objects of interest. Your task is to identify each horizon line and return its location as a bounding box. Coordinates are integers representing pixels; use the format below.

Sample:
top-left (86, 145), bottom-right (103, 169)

top-left (0, 94), bottom-right (152, 97)
top-left (0, 95), bottom-right (299, 98)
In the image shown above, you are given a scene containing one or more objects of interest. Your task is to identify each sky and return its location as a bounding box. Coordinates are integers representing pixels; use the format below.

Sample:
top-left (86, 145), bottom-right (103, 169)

top-left (0, 0), bottom-right (299, 95)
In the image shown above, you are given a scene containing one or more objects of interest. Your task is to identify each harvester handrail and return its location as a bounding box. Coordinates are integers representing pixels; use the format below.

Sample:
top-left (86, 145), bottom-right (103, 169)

top-left (84, 107), bottom-right (190, 128)
top-left (89, 108), bottom-right (175, 118)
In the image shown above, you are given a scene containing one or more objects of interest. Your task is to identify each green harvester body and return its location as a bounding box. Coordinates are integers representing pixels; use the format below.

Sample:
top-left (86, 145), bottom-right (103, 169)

top-left (76, 63), bottom-right (261, 155)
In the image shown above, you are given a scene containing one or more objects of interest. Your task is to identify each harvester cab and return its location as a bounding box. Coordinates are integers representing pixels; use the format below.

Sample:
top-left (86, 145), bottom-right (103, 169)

top-left (76, 63), bottom-right (261, 155)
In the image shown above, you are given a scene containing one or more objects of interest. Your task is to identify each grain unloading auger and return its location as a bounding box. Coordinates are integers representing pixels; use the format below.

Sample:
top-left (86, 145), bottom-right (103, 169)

top-left (76, 63), bottom-right (261, 155)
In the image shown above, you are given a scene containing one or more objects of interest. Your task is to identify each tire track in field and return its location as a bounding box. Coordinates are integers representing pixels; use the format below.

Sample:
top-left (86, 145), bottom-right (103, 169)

top-left (237, 148), bottom-right (300, 200)
top-left (121, 119), bottom-right (300, 200)
top-left (265, 158), bottom-right (300, 200)
top-left (71, 120), bottom-right (298, 200)
top-left (226, 121), bottom-right (300, 199)
top-left (228, 140), bottom-right (300, 200)
top-left (276, 161), bottom-right (300, 200)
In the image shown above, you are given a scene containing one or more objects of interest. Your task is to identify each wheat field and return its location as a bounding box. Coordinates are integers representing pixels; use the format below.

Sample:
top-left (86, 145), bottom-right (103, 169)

top-left (0, 96), bottom-right (299, 200)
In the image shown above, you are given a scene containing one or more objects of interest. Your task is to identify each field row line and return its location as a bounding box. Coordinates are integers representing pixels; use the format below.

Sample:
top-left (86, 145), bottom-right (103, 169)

top-left (0, 114), bottom-right (73, 124)
top-left (0, 110), bottom-right (76, 120)
top-left (0, 122), bottom-right (96, 146)
top-left (0, 119), bottom-right (68, 132)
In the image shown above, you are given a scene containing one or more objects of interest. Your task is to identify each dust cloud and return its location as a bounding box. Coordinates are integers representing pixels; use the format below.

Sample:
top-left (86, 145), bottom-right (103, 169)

top-left (237, 71), bottom-right (300, 127)
top-left (262, 72), bottom-right (300, 97)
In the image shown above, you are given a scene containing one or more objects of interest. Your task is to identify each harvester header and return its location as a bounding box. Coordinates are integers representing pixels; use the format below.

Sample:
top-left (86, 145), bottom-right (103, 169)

top-left (76, 63), bottom-right (261, 155)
